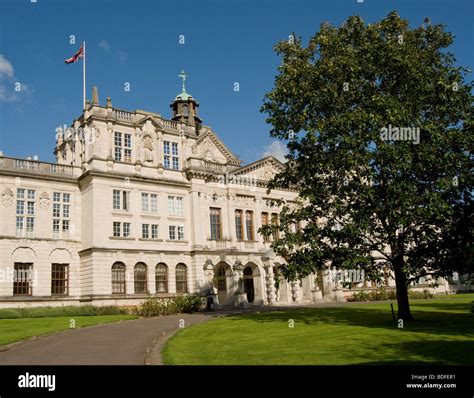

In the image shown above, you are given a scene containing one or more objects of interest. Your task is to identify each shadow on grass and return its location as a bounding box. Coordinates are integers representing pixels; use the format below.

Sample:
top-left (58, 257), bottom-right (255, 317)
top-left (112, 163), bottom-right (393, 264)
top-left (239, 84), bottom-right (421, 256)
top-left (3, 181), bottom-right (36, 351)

top-left (224, 307), bottom-right (474, 336)
top-left (356, 340), bottom-right (474, 365)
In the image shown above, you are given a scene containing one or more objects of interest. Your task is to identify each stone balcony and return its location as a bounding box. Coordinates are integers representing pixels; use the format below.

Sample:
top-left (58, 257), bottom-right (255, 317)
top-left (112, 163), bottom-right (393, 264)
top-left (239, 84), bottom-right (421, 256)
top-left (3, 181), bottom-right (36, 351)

top-left (0, 156), bottom-right (80, 178)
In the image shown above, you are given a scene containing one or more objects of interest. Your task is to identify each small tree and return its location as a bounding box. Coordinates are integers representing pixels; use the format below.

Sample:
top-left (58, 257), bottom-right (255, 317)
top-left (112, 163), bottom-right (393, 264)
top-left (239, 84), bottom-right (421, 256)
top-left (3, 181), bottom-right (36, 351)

top-left (261, 12), bottom-right (473, 321)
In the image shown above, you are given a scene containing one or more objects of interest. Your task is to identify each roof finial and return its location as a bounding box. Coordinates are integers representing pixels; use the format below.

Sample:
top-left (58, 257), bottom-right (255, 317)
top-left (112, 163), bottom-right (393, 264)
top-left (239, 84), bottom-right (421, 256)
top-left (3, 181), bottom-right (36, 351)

top-left (178, 69), bottom-right (187, 93)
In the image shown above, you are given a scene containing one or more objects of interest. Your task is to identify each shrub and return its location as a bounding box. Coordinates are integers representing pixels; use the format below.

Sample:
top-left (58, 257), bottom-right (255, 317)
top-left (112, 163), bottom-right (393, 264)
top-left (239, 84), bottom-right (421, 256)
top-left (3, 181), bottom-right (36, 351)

top-left (174, 294), bottom-right (202, 313)
top-left (408, 290), bottom-right (433, 299)
top-left (348, 288), bottom-right (433, 302)
top-left (0, 305), bottom-right (128, 319)
top-left (136, 294), bottom-right (202, 318)
top-left (0, 309), bottom-right (22, 319)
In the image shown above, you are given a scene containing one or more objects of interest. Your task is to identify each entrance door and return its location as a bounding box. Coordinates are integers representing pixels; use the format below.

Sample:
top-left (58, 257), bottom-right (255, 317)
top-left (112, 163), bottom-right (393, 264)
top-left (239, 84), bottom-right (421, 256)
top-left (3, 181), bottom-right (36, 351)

top-left (216, 266), bottom-right (227, 305)
top-left (243, 267), bottom-right (254, 303)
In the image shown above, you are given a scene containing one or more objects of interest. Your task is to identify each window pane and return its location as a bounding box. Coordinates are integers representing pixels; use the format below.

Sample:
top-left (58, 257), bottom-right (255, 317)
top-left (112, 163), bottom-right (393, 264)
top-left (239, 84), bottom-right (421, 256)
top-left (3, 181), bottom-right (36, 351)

top-left (175, 264), bottom-right (187, 293)
top-left (150, 194), bottom-right (158, 212)
top-left (13, 263), bottom-right (33, 295)
top-left (142, 224), bottom-right (149, 239)
top-left (141, 193), bottom-right (149, 212)
top-left (112, 262), bottom-right (126, 294)
top-left (155, 263), bottom-right (168, 293)
top-left (134, 263), bottom-right (147, 294)
top-left (123, 222), bottom-right (130, 237)
top-left (169, 225), bottom-right (176, 240)
top-left (113, 190), bottom-right (121, 209)
top-left (51, 264), bottom-right (68, 295)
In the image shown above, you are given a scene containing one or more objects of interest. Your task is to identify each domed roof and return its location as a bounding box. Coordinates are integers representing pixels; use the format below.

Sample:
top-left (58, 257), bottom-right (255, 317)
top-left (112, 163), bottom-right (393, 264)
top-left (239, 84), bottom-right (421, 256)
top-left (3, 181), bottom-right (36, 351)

top-left (174, 90), bottom-right (193, 101)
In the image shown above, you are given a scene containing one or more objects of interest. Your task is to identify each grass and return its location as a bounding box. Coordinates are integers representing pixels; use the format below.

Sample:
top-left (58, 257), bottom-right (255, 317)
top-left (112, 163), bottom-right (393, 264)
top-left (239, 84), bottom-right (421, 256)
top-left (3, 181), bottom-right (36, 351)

top-left (163, 294), bottom-right (474, 365)
top-left (0, 314), bottom-right (137, 346)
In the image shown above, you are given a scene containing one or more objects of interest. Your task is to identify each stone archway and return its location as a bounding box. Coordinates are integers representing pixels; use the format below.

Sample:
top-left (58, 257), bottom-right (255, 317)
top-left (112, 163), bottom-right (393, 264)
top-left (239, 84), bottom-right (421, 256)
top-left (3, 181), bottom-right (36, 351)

top-left (242, 262), bottom-right (264, 305)
top-left (214, 261), bottom-right (232, 305)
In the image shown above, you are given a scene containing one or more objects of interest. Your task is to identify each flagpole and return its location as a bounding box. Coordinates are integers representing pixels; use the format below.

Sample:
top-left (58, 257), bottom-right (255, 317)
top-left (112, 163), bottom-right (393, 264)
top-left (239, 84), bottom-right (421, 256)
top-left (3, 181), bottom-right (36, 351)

top-left (83, 41), bottom-right (86, 110)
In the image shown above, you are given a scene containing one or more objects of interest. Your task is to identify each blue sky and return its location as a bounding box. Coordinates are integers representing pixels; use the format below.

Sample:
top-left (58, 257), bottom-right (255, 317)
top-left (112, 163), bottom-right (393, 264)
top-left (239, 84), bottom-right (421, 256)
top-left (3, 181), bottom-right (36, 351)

top-left (0, 0), bottom-right (472, 164)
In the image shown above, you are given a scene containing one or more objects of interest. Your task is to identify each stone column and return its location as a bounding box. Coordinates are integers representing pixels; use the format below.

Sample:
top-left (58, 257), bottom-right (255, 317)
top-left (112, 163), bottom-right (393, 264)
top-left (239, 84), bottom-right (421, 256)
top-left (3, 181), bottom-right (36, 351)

top-left (311, 273), bottom-right (323, 303)
top-left (262, 256), bottom-right (276, 305)
top-left (203, 259), bottom-right (218, 305)
top-left (321, 266), bottom-right (334, 302)
top-left (233, 260), bottom-right (248, 307)
top-left (291, 281), bottom-right (300, 303)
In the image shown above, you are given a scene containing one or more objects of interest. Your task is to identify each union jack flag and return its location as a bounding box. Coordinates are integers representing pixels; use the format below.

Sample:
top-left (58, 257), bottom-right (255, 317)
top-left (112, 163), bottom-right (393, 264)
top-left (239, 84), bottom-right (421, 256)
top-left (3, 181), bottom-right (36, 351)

top-left (65, 46), bottom-right (84, 64)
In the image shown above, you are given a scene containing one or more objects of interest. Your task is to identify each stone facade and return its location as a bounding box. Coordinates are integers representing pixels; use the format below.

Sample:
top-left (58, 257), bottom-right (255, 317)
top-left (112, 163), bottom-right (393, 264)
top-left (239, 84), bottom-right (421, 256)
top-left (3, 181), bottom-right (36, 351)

top-left (0, 86), bottom-right (452, 308)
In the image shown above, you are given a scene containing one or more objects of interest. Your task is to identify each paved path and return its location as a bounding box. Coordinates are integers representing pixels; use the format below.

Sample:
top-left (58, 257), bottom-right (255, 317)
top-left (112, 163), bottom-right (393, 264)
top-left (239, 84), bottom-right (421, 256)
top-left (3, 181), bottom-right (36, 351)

top-left (0, 313), bottom-right (212, 365)
top-left (0, 302), bottom-right (369, 365)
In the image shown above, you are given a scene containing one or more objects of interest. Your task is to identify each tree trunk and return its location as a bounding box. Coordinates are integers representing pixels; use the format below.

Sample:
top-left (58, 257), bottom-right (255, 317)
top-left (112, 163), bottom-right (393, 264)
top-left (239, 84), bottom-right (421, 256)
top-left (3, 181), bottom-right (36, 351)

top-left (393, 263), bottom-right (413, 322)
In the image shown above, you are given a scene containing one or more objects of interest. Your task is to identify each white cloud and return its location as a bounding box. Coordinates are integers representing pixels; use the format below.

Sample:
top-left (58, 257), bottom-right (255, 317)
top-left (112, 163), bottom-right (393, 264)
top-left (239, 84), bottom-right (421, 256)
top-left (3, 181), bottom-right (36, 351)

top-left (0, 54), bottom-right (14, 79)
top-left (261, 141), bottom-right (287, 162)
top-left (98, 40), bottom-right (110, 52)
top-left (0, 54), bottom-right (28, 102)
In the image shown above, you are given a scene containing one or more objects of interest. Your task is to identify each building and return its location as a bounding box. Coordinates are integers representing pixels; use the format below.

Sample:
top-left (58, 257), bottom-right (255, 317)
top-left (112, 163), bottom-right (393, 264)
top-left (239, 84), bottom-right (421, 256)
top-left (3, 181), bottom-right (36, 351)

top-left (0, 76), bottom-right (451, 308)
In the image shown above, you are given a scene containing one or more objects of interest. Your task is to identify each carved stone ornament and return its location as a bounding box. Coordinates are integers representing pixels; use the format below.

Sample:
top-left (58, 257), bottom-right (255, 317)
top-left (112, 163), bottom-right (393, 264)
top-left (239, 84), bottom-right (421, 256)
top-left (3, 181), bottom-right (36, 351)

top-left (39, 192), bottom-right (50, 209)
top-left (2, 187), bottom-right (13, 206)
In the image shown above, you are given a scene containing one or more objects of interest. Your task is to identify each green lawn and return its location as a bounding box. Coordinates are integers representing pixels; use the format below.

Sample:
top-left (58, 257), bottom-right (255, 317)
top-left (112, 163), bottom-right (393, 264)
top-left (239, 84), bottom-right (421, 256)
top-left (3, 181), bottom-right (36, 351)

top-left (163, 294), bottom-right (474, 365)
top-left (0, 315), bottom-right (137, 346)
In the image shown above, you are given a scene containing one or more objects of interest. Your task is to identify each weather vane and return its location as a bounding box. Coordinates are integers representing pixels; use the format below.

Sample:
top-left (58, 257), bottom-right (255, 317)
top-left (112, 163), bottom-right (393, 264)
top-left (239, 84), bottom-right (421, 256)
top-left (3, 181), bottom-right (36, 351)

top-left (178, 69), bottom-right (187, 93)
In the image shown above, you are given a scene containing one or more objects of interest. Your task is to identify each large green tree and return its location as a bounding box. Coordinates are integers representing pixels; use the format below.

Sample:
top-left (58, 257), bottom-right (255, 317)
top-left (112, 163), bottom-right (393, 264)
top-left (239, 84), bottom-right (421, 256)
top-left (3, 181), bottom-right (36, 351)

top-left (261, 12), bottom-right (473, 321)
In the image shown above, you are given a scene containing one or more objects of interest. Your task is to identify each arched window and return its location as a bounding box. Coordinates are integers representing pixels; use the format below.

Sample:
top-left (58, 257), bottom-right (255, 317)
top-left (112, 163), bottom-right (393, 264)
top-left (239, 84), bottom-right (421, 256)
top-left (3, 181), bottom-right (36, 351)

top-left (175, 263), bottom-right (188, 293)
top-left (155, 263), bottom-right (168, 293)
top-left (112, 262), bottom-right (126, 294)
top-left (134, 263), bottom-right (147, 294)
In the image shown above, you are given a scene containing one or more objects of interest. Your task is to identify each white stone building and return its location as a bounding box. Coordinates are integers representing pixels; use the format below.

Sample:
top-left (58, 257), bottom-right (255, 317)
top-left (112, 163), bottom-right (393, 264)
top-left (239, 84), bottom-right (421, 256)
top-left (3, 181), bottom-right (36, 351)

top-left (0, 80), bottom-right (450, 308)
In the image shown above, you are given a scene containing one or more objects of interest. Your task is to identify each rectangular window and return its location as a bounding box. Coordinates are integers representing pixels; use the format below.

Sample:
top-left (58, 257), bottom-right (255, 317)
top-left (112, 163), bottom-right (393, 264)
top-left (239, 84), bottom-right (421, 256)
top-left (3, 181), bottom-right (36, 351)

top-left (210, 208), bottom-right (222, 240)
top-left (261, 212), bottom-right (270, 242)
top-left (122, 191), bottom-right (130, 211)
top-left (123, 222), bottom-right (131, 237)
top-left (177, 225), bottom-right (184, 240)
top-left (113, 221), bottom-right (121, 237)
top-left (168, 196), bottom-right (184, 215)
top-left (53, 219), bottom-right (60, 238)
top-left (112, 190), bottom-right (130, 211)
top-left (51, 264), bottom-right (69, 295)
top-left (114, 132), bottom-right (122, 161)
top-left (63, 205), bottom-right (70, 219)
top-left (163, 141), bottom-right (170, 169)
top-left (169, 225), bottom-right (176, 240)
top-left (141, 193), bottom-right (149, 212)
top-left (13, 263), bottom-right (33, 296)
top-left (52, 192), bottom-right (71, 239)
top-left (245, 211), bottom-right (254, 241)
top-left (271, 213), bottom-right (280, 240)
top-left (113, 190), bottom-right (121, 210)
top-left (142, 223), bottom-right (149, 239)
top-left (150, 194), bottom-right (158, 213)
top-left (235, 210), bottom-right (243, 241)
top-left (114, 132), bottom-right (132, 163)
top-left (16, 188), bottom-right (35, 238)
top-left (151, 224), bottom-right (158, 239)
top-left (171, 143), bottom-right (179, 170)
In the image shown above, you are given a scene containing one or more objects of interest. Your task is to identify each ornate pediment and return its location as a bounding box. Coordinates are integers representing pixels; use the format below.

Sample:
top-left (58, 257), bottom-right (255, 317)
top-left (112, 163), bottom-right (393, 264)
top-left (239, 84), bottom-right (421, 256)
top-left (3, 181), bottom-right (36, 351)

top-left (231, 156), bottom-right (285, 182)
top-left (192, 129), bottom-right (240, 165)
